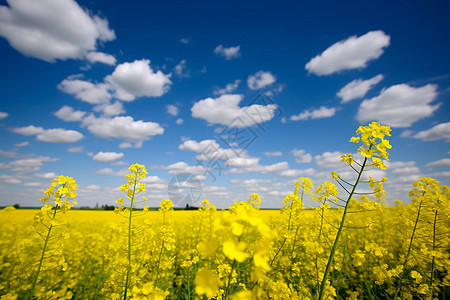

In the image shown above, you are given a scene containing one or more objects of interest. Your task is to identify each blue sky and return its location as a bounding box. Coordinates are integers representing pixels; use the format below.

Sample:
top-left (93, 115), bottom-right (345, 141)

top-left (0, 0), bottom-right (449, 208)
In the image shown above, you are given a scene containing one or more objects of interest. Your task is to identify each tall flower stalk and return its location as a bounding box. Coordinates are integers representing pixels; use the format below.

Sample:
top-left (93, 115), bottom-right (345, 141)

top-left (29, 175), bottom-right (78, 300)
top-left (115, 163), bottom-right (148, 300)
top-left (317, 122), bottom-right (391, 300)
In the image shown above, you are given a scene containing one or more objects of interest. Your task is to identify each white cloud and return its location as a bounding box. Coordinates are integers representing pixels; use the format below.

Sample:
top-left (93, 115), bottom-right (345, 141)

top-left (0, 0), bottom-right (115, 62)
top-left (9, 156), bottom-right (58, 173)
top-left (337, 74), bottom-right (384, 103)
top-left (96, 168), bottom-right (128, 177)
top-left (429, 171), bottom-right (450, 177)
top-left (0, 112), bottom-right (8, 120)
top-left (0, 150), bottom-right (16, 158)
top-left (214, 79), bottom-right (241, 95)
top-left (14, 141), bottom-right (29, 147)
top-left (54, 105), bottom-right (86, 121)
top-left (191, 94), bottom-right (277, 127)
top-left (174, 59), bottom-right (190, 78)
top-left (413, 122), bottom-right (450, 141)
top-left (279, 168), bottom-right (315, 178)
top-left (11, 125), bottom-right (43, 135)
top-left (391, 167), bottom-right (421, 174)
top-left (291, 149), bottom-right (313, 163)
top-left (315, 151), bottom-right (345, 169)
top-left (0, 175), bottom-right (21, 184)
top-left (67, 146), bottom-right (83, 153)
top-left (106, 59), bottom-right (172, 101)
top-left (166, 104), bottom-right (179, 116)
top-left (227, 161), bottom-right (289, 174)
top-left (93, 101), bottom-right (125, 116)
top-left (426, 158), bottom-right (450, 167)
top-left (179, 38), bottom-right (190, 44)
top-left (119, 142), bottom-right (133, 149)
top-left (214, 45), bottom-right (241, 60)
top-left (141, 175), bottom-right (166, 184)
top-left (82, 114), bottom-right (164, 143)
top-left (290, 106), bottom-right (336, 121)
top-left (12, 125), bottom-right (83, 143)
top-left (263, 151), bottom-right (282, 157)
top-left (247, 71), bottom-right (276, 90)
top-left (226, 157), bottom-right (260, 167)
top-left (176, 118), bottom-right (183, 125)
top-left (92, 151), bottom-right (124, 162)
top-left (85, 51), bottom-right (116, 65)
top-left (34, 172), bottom-right (57, 179)
top-left (58, 78), bottom-right (111, 104)
top-left (179, 139), bottom-right (244, 161)
top-left (166, 161), bottom-right (207, 175)
top-left (305, 30), bottom-right (390, 75)
top-left (357, 84), bottom-right (439, 127)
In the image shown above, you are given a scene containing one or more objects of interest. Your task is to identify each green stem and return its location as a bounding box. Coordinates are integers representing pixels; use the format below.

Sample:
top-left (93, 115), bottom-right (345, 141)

top-left (29, 205), bottom-right (58, 300)
top-left (123, 172), bottom-right (138, 300)
top-left (154, 239), bottom-right (165, 289)
top-left (317, 156), bottom-right (368, 300)
top-left (223, 259), bottom-right (237, 300)
top-left (392, 195), bottom-right (424, 300)
top-left (429, 209), bottom-right (438, 300)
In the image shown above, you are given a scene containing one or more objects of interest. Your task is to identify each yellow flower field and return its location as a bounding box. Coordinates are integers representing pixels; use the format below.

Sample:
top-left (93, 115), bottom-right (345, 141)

top-left (0, 122), bottom-right (449, 299)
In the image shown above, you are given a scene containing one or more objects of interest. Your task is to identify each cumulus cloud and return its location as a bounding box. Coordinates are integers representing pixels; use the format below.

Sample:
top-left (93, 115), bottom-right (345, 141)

top-left (290, 106), bottom-right (336, 121)
top-left (279, 168), bottom-right (315, 178)
top-left (305, 31), bottom-right (390, 76)
top-left (191, 94), bottom-right (277, 127)
top-left (174, 59), bottom-right (190, 78)
top-left (166, 161), bottom-right (207, 175)
top-left (11, 125), bottom-right (83, 143)
top-left (227, 161), bottom-right (289, 174)
top-left (413, 122), bottom-right (450, 141)
top-left (314, 151), bottom-right (345, 169)
top-left (92, 151), bottom-right (124, 162)
top-left (214, 79), bottom-right (241, 95)
top-left (179, 38), bottom-right (190, 44)
top-left (357, 84), bottom-right (439, 127)
top-left (34, 172), bottom-right (57, 179)
top-left (85, 51), bottom-right (116, 65)
top-left (176, 118), bottom-right (183, 125)
top-left (54, 105), bottom-right (86, 121)
top-left (0, 112), bottom-right (8, 120)
top-left (93, 101), bottom-right (125, 116)
top-left (67, 146), bottom-right (83, 153)
top-left (9, 156), bottom-right (58, 173)
top-left (106, 59), bottom-right (172, 101)
top-left (214, 45), bottom-right (241, 60)
top-left (263, 151), bottom-right (282, 157)
top-left (96, 168), bottom-right (128, 177)
top-left (426, 158), bottom-right (450, 167)
top-left (58, 77), bottom-right (111, 104)
top-left (0, 0), bottom-right (115, 62)
top-left (291, 149), bottom-right (313, 163)
top-left (166, 104), bottom-right (179, 116)
top-left (337, 74), bottom-right (384, 103)
top-left (179, 139), bottom-right (244, 161)
top-left (247, 71), bottom-right (276, 90)
top-left (82, 114), bottom-right (164, 143)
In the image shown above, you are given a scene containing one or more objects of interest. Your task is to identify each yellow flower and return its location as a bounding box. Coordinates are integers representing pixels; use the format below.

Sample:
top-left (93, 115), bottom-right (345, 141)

top-left (223, 240), bottom-right (249, 262)
top-left (195, 269), bottom-right (219, 298)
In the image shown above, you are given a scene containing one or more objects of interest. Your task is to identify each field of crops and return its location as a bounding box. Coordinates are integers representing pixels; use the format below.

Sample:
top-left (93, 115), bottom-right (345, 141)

top-left (0, 122), bottom-right (449, 300)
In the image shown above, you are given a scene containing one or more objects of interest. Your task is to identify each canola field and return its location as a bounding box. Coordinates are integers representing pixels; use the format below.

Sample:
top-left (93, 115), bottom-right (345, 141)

top-left (0, 122), bottom-right (449, 300)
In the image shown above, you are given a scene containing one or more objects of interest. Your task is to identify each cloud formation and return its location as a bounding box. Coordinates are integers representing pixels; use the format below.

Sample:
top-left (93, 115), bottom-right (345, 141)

top-left (337, 74), bottom-right (384, 103)
top-left (357, 84), bottom-right (439, 127)
top-left (0, 0), bottom-right (115, 62)
top-left (305, 31), bottom-right (390, 75)
top-left (191, 94), bottom-right (277, 127)
top-left (214, 45), bottom-right (241, 60)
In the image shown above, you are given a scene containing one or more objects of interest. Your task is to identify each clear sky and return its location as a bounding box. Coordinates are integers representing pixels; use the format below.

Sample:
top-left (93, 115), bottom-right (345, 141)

top-left (0, 0), bottom-right (449, 208)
